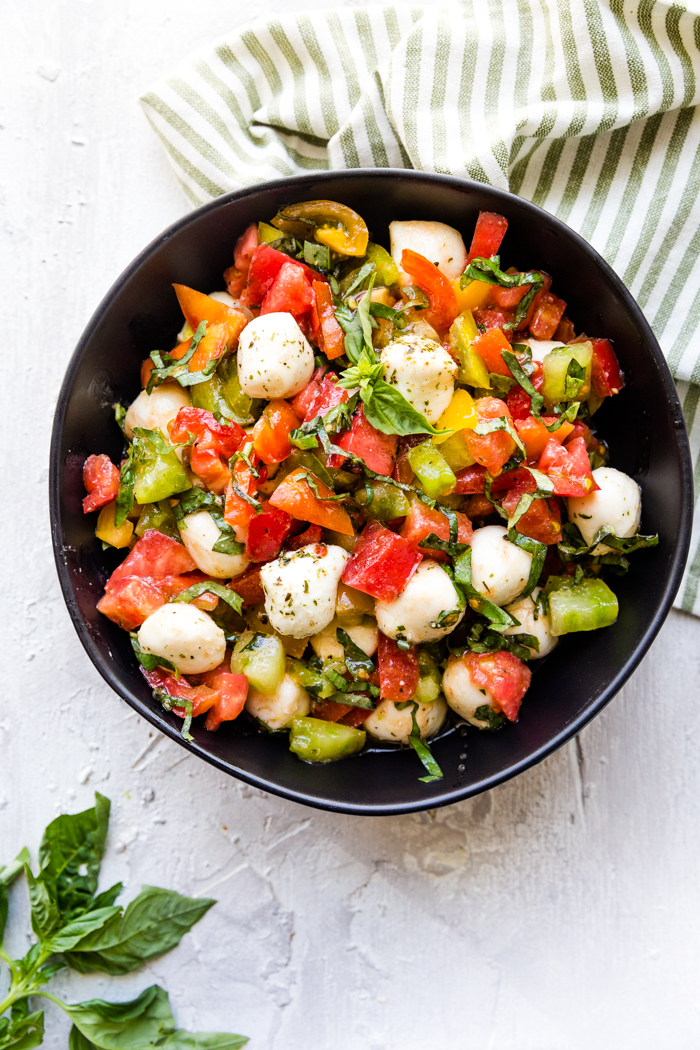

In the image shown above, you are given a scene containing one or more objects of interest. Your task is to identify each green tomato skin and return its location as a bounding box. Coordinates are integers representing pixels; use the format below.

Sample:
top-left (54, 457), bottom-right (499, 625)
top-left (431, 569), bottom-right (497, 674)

top-left (547, 578), bottom-right (619, 636)
top-left (286, 658), bottom-right (336, 699)
top-left (133, 453), bottom-right (191, 504)
top-left (339, 243), bottom-right (401, 294)
top-left (406, 443), bottom-right (456, 499)
top-left (415, 649), bottom-right (442, 703)
top-left (356, 481), bottom-right (410, 521)
top-left (191, 374), bottom-right (233, 418)
top-left (289, 717), bottom-right (366, 763)
top-left (135, 500), bottom-right (179, 539)
top-left (449, 314), bottom-right (491, 389)
top-left (542, 342), bottom-right (593, 402)
top-left (218, 357), bottom-right (264, 426)
top-left (231, 632), bottom-right (286, 694)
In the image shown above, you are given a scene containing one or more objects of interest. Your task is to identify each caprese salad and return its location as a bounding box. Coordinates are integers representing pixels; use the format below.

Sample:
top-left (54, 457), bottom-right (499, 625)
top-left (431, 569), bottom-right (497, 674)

top-left (82, 201), bottom-right (656, 780)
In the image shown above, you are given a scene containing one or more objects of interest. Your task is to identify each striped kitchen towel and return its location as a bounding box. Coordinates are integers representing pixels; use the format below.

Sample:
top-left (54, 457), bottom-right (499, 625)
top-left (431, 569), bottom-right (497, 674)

top-left (141, 0), bottom-right (700, 615)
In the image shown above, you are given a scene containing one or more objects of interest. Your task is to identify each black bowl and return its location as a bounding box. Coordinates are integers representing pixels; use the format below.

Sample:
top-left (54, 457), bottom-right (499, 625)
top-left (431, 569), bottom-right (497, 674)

top-left (50, 169), bottom-right (693, 815)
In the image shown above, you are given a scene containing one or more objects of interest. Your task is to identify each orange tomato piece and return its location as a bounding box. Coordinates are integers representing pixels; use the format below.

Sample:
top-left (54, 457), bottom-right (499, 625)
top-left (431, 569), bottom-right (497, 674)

top-left (173, 284), bottom-right (249, 347)
top-left (514, 415), bottom-right (575, 462)
top-left (471, 327), bottom-right (512, 376)
top-left (312, 281), bottom-right (346, 359)
top-left (252, 400), bottom-right (301, 465)
top-left (463, 397), bottom-right (516, 477)
top-left (400, 249), bottom-right (459, 333)
top-left (188, 321), bottom-right (230, 373)
top-left (269, 469), bottom-right (354, 535)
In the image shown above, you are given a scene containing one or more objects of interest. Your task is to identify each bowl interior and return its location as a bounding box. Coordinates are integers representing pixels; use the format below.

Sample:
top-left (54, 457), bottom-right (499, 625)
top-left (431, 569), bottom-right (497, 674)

top-left (51, 171), bottom-right (692, 815)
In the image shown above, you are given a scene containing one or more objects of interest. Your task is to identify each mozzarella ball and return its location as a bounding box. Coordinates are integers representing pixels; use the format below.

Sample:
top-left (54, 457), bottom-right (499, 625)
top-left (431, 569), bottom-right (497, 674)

top-left (246, 673), bottom-right (311, 731)
top-left (442, 654), bottom-right (503, 729)
top-left (179, 510), bottom-right (249, 580)
top-left (260, 544), bottom-right (350, 639)
top-left (309, 616), bottom-right (378, 662)
top-left (124, 385), bottom-right (191, 441)
top-left (567, 467), bottom-right (642, 553)
top-left (138, 603), bottom-right (226, 675)
top-left (365, 695), bottom-right (447, 743)
top-left (503, 588), bottom-right (557, 659)
top-left (237, 312), bottom-right (314, 399)
top-left (382, 335), bottom-right (457, 423)
top-left (375, 560), bottom-right (465, 644)
top-left (470, 526), bottom-right (533, 607)
top-left (519, 338), bottom-right (566, 363)
top-left (389, 220), bottom-right (467, 282)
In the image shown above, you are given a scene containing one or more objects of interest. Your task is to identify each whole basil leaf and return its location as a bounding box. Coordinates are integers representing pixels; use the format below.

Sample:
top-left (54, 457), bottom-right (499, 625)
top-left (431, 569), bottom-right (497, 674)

top-left (64, 887), bottom-right (215, 976)
top-left (24, 867), bottom-right (61, 940)
top-left (37, 793), bottom-right (110, 920)
top-left (0, 1009), bottom-right (44, 1050)
top-left (0, 883), bottom-right (7, 946)
top-left (62, 985), bottom-right (175, 1049)
top-left (44, 906), bottom-right (122, 954)
top-left (69, 1027), bottom-right (99, 1050)
top-left (360, 379), bottom-right (443, 437)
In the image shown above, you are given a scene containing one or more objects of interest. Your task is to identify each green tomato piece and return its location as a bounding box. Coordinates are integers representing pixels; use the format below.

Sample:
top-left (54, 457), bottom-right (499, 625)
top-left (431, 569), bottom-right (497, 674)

top-left (276, 449), bottom-right (335, 489)
top-left (542, 342), bottom-right (593, 402)
top-left (191, 373), bottom-right (236, 419)
top-left (289, 716), bottom-right (366, 763)
top-left (133, 452), bottom-right (191, 504)
top-left (286, 657), bottom-right (336, 699)
top-left (218, 356), bottom-right (264, 426)
top-left (356, 481), bottom-right (410, 521)
top-left (231, 632), bottom-right (286, 694)
top-left (449, 313), bottom-right (491, 389)
top-left (406, 443), bottom-right (456, 498)
top-left (547, 578), bottom-right (619, 636)
top-left (135, 500), bottom-right (179, 540)
top-left (415, 649), bottom-right (442, 703)
top-left (258, 221), bottom-right (279, 244)
top-left (339, 242), bottom-right (401, 294)
top-left (437, 429), bottom-right (476, 472)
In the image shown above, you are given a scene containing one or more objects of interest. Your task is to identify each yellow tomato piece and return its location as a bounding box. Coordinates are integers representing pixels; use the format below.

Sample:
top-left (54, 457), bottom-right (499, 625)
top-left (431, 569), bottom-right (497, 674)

top-left (96, 501), bottom-right (134, 549)
top-left (432, 389), bottom-right (478, 445)
top-left (452, 278), bottom-right (491, 313)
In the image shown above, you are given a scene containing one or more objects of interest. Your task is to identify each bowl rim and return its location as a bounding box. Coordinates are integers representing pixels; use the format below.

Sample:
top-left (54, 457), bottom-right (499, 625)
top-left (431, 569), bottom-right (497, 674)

top-left (50, 167), bottom-right (694, 816)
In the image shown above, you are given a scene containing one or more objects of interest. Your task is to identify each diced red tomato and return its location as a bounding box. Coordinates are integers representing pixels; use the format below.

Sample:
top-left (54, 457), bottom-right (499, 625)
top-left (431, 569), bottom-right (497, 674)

top-left (313, 698), bottom-right (356, 722)
top-left (285, 523), bottom-right (323, 551)
top-left (173, 285), bottom-right (249, 348)
top-left (313, 281), bottom-right (346, 359)
top-left (260, 261), bottom-right (314, 319)
top-left (82, 454), bottom-right (120, 514)
top-left (501, 485), bottom-right (562, 544)
top-left (302, 374), bottom-right (349, 424)
top-left (252, 399), bottom-right (301, 464)
top-left (591, 338), bottom-right (625, 397)
top-left (227, 564), bottom-right (265, 606)
top-left (109, 530), bottom-right (197, 586)
top-left (529, 293), bottom-right (567, 340)
top-left (516, 273), bottom-right (551, 331)
top-left (454, 464), bottom-right (487, 494)
top-left (234, 224), bottom-right (259, 272)
top-left (400, 501), bottom-right (473, 561)
top-left (488, 466), bottom-right (533, 494)
top-left (200, 669), bottom-right (249, 730)
top-left (463, 651), bottom-right (531, 722)
top-left (97, 576), bottom-right (168, 631)
top-left (400, 249), bottom-right (459, 332)
top-left (224, 478), bottom-right (258, 531)
top-left (338, 706), bottom-right (373, 727)
top-left (467, 212), bottom-right (508, 263)
top-left (538, 435), bottom-right (598, 497)
top-left (170, 407), bottom-right (245, 494)
top-left (464, 493), bottom-right (496, 519)
top-left (377, 633), bottom-right (419, 703)
top-left (245, 505), bottom-right (294, 562)
top-left (246, 245), bottom-right (318, 307)
top-left (330, 404), bottom-right (397, 476)
top-left (514, 415), bottom-right (575, 462)
top-left (223, 266), bottom-right (246, 298)
top-left (342, 522), bottom-right (422, 602)
top-left (472, 327), bottom-right (512, 376)
top-left (565, 420), bottom-right (598, 451)
top-left (463, 397), bottom-right (516, 477)
top-left (505, 363), bottom-right (543, 420)
top-left (289, 365), bottom-right (327, 418)
top-left (488, 282), bottom-right (531, 310)
top-left (269, 468), bottom-right (354, 535)
top-left (554, 315), bottom-right (576, 343)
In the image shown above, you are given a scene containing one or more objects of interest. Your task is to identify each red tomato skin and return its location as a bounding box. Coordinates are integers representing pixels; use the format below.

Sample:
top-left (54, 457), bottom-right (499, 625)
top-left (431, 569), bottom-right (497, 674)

top-left (472, 308), bottom-right (514, 339)
top-left (501, 487), bottom-right (563, 544)
top-left (97, 576), bottom-right (167, 630)
top-left (260, 261), bottom-right (314, 319)
top-left (252, 399), bottom-right (301, 464)
top-left (202, 671), bottom-right (248, 730)
top-left (400, 501), bottom-right (473, 561)
top-left (109, 531), bottom-right (197, 586)
top-left (330, 404), bottom-right (398, 475)
top-left (338, 707), bottom-right (373, 727)
top-left (245, 506), bottom-right (294, 562)
top-left (463, 651), bottom-right (531, 722)
top-left (471, 327), bottom-right (512, 375)
top-left (463, 397), bottom-right (516, 477)
top-left (489, 283), bottom-right (530, 310)
top-left (313, 281), bottom-right (346, 359)
top-left (233, 224), bottom-right (259, 272)
top-left (246, 245), bottom-right (303, 305)
top-left (284, 523), bottom-right (323, 551)
top-left (400, 249), bottom-right (459, 332)
top-left (342, 522), bottom-right (422, 602)
top-left (505, 363), bottom-right (543, 421)
top-left (516, 272), bottom-right (552, 331)
top-left (467, 212), bottom-right (509, 263)
top-left (82, 454), bottom-right (120, 514)
top-left (454, 464), bottom-right (487, 494)
top-left (170, 407), bottom-right (245, 457)
top-left (538, 435), bottom-right (598, 497)
top-left (514, 415), bottom-right (575, 462)
top-left (377, 634), bottom-right (419, 702)
top-left (302, 374), bottom-right (349, 423)
top-left (529, 293), bottom-right (567, 340)
top-left (591, 338), bottom-right (625, 397)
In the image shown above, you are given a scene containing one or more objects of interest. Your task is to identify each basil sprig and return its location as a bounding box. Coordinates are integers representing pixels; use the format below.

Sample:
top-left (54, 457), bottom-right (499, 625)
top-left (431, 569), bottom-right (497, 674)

top-left (0, 794), bottom-right (247, 1049)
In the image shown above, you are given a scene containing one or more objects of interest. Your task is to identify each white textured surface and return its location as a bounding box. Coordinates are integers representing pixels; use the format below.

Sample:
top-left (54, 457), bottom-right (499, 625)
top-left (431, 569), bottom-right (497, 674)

top-left (1, 2), bottom-right (700, 1047)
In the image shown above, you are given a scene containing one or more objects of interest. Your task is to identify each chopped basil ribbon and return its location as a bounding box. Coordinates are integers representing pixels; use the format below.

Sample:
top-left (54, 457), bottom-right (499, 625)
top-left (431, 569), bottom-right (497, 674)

top-left (501, 349), bottom-right (544, 417)
top-left (395, 701), bottom-right (444, 782)
top-left (557, 523), bottom-right (659, 560)
top-left (507, 466), bottom-right (556, 529)
top-left (173, 486), bottom-right (244, 555)
top-left (369, 301), bottom-right (408, 329)
top-left (146, 321), bottom-right (208, 393)
top-left (565, 357), bottom-right (587, 399)
top-left (545, 402), bottom-right (581, 431)
top-left (451, 548), bottom-right (519, 632)
top-left (303, 240), bottom-right (330, 271)
top-left (336, 629), bottom-right (379, 696)
top-left (474, 416), bottom-right (527, 458)
top-left (507, 530), bottom-right (548, 600)
top-left (129, 633), bottom-right (180, 677)
top-left (153, 687), bottom-right (194, 740)
top-left (453, 621), bottom-right (540, 661)
top-left (459, 256), bottom-right (544, 330)
top-left (170, 580), bottom-right (244, 614)
top-left (295, 470), bottom-right (349, 502)
top-left (113, 402), bottom-right (127, 433)
top-left (418, 532), bottom-right (469, 559)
